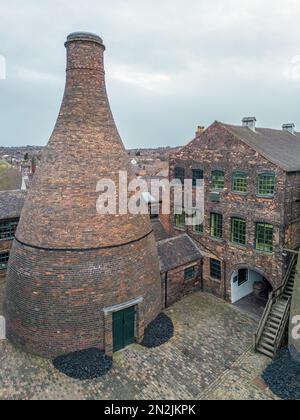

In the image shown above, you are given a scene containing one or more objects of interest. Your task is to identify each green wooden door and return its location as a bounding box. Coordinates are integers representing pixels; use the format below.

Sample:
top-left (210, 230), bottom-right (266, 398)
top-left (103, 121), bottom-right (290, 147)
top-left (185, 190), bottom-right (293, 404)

top-left (113, 307), bottom-right (135, 352)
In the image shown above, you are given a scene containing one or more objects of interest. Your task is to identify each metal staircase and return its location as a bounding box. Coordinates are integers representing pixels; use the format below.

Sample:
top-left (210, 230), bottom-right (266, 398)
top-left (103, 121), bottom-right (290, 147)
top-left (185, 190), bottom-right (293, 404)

top-left (254, 254), bottom-right (297, 359)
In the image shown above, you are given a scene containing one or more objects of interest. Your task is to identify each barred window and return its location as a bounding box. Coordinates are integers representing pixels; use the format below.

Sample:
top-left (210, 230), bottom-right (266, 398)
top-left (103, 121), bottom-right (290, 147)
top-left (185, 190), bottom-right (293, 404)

top-left (210, 213), bottom-right (223, 239)
top-left (231, 218), bottom-right (246, 245)
top-left (175, 210), bottom-right (186, 230)
top-left (232, 172), bottom-right (247, 193)
top-left (0, 219), bottom-right (18, 240)
top-left (257, 173), bottom-right (275, 197)
top-left (0, 251), bottom-right (9, 270)
top-left (184, 266), bottom-right (196, 281)
top-left (175, 167), bottom-right (185, 184)
top-left (210, 259), bottom-right (222, 280)
top-left (256, 223), bottom-right (273, 253)
top-left (192, 169), bottom-right (204, 187)
top-left (212, 170), bottom-right (225, 190)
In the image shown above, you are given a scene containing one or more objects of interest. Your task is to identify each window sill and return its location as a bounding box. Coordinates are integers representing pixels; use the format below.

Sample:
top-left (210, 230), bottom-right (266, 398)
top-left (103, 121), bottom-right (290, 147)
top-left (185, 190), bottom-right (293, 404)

top-left (231, 191), bottom-right (248, 196)
top-left (256, 195), bottom-right (275, 200)
top-left (0, 237), bottom-right (14, 242)
top-left (174, 227), bottom-right (186, 232)
top-left (209, 276), bottom-right (222, 283)
top-left (229, 242), bottom-right (247, 250)
top-left (254, 248), bottom-right (274, 255)
top-left (209, 236), bottom-right (224, 243)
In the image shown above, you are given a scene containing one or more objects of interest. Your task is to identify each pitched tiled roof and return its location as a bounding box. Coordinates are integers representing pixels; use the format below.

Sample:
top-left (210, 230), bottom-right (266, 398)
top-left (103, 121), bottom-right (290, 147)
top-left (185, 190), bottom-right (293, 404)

top-left (221, 123), bottom-right (300, 172)
top-left (151, 220), bottom-right (170, 242)
top-left (0, 190), bottom-right (26, 220)
top-left (157, 234), bottom-right (202, 273)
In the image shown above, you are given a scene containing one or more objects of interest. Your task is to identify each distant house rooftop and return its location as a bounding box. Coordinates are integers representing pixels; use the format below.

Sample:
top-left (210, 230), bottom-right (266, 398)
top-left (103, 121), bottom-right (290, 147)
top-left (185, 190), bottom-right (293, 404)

top-left (0, 190), bottom-right (26, 220)
top-left (157, 234), bottom-right (202, 273)
top-left (220, 122), bottom-right (300, 172)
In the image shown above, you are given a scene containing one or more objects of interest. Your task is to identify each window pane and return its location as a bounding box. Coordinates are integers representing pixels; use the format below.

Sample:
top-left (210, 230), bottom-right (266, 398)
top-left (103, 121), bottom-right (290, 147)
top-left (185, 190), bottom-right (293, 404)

top-left (210, 259), bottom-right (221, 280)
top-left (185, 266), bottom-right (196, 280)
top-left (192, 210), bottom-right (204, 235)
top-left (231, 218), bottom-right (246, 245)
top-left (0, 219), bottom-right (18, 240)
top-left (210, 213), bottom-right (223, 238)
top-left (175, 167), bottom-right (185, 184)
top-left (175, 210), bottom-right (185, 229)
top-left (0, 251), bottom-right (10, 270)
top-left (256, 223), bottom-right (273, 252)
top-left (258, 174), bottom-right (275, 196)
top-left (212, 171), bottom-right (225, 190)
top-left (238, 269), bottom-right (248, 286)
top-left (232, 172), bottom-right (247, 193)
top-left (192, 169), bottom-right (204, 187)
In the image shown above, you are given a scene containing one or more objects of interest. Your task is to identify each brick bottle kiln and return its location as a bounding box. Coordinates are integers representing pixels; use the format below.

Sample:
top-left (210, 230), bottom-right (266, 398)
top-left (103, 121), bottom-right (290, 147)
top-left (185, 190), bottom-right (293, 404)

top-left (4, 32), bottom-right (162, 358)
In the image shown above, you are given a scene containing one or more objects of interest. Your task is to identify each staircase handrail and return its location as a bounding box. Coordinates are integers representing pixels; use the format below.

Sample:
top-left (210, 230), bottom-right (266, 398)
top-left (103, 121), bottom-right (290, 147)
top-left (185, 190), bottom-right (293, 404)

top-left (274, 296), bottom-right (292, 356)
top-left (254, 254), bottom-right (296, 350)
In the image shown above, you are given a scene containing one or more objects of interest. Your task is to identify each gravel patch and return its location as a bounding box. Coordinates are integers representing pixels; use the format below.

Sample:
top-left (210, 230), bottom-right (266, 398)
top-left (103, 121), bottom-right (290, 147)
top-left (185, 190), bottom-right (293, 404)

top-left (141, 313), bottom-right (174, 349)
top-left (262, 348), bottom-right (300, 400)
top-left (53, 348), bottom-right (113, 381)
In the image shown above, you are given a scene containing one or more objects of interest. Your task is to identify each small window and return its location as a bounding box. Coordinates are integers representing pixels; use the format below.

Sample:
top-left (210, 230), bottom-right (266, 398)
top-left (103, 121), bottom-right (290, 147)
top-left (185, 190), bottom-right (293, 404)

top-left (0, 251), bottom-right (10, 270)
top-left (184, 266), bottom-right (196, 281)
top-left (238, 269), bottom-right (248, 286)
top-left (212, 170), bottom-right (225, 190)
top-left (210, 213), bottom-right (223, 239)
top-left (0, 219), bottom-right (18, 241)
top-left (192, 210), bottom-right (204, 235)
top-left (257, 173), bottom-right (276, 197)
top-left (231, 218), bottom-right (246, 246)
top-left (232, 172), bottom-right (247, 194)
top-left (256, 223), bottom-right (273, 253)
top-left (175, 210), bottom-right (186, 230)
top-left (175, 167), bottom-right (185, 184)
top-left (192, 169), bottom-right (204, 187)
top-left (210, 259), bottom-right (222, 280)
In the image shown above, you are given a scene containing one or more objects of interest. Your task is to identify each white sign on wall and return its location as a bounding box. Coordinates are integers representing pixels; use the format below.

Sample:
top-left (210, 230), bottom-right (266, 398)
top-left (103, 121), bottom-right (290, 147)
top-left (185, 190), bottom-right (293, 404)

top-left (0, 316), bottom-right (6, 340)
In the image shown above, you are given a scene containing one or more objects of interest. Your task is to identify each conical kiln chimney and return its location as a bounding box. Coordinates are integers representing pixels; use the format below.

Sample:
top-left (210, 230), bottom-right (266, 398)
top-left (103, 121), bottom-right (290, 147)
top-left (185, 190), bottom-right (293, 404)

top-left (4, 32), bottom-right (162, 358)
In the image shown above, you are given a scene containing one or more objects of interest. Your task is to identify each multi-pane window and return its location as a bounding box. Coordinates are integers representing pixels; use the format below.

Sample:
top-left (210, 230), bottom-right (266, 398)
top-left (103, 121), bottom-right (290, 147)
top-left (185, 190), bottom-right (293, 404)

top-left (192, 210), bottom-right (204, 235)
top-left (175, 167), bottom-right (185, 184)
top-left (231, 218), bottom-right (246, 246)
top-left (210, 259), bottom-right (222, 280)
top-left (257, 173), bottom-right (276, 197)
top-left (212, 170), bottom-right (225, 190)
top-left (210, 213), bottom-right (223, 238)
top-left (232, 172), bottom-right (247, 194)
top-left (0, 251), bottom-right (9, 270)
top-left (256, 223), bottom-right (273, 253)
top-left (192, 169), bottom-right (204, 187)
top-left (184, 266), bottom-right (196, 281)
top-left (175, 210), bottom-right (186, 230)
top-left (0, 219), bottom-right (18, 241)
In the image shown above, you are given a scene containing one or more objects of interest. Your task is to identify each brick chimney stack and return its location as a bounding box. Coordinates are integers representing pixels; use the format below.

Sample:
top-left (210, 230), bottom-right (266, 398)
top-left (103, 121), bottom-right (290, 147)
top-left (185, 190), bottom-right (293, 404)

top-left (4, 33), bottom-right (161, 358)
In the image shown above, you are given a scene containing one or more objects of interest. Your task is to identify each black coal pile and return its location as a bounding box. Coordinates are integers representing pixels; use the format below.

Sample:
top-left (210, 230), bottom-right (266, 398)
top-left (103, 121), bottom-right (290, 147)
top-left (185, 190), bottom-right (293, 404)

top-left (262, 348), bottom-right (300, 400)
top-left (53, 348), bottom-right (113, 381)
top-left (141, 313), bottom-right (174, 349)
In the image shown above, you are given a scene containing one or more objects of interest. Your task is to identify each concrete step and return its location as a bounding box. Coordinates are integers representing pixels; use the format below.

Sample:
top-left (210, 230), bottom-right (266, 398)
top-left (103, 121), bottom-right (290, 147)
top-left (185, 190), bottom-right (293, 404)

top-left (259, 341), bottom-right (275, 352)
top-left (261, 336), bottom-right (276, 345)
top-left (257, 346), bottom-right (274, 358)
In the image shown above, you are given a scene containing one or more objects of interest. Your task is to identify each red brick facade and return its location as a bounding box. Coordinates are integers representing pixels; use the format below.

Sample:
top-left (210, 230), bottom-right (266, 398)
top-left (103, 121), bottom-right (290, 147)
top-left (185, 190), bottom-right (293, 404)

top-left (169, 122), bottom-right (300, 302)
top-left (4, 33), bottom-right (161, 358)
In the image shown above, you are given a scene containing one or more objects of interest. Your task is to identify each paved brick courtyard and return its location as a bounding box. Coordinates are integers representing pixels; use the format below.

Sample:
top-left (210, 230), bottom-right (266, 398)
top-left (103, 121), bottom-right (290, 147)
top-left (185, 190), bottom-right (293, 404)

top-left (0, 290), bottom-right (278, 400)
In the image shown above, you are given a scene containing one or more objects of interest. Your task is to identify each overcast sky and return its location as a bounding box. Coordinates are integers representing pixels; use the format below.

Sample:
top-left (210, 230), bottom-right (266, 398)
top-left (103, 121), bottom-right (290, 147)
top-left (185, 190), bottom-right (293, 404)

top-left (0, 0), bottom-right (300, 149)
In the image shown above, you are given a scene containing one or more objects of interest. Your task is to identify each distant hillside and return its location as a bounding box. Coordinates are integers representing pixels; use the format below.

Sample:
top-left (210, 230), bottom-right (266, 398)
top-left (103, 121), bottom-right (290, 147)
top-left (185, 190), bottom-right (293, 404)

top-left (0, 161), bottom-right (22, 191)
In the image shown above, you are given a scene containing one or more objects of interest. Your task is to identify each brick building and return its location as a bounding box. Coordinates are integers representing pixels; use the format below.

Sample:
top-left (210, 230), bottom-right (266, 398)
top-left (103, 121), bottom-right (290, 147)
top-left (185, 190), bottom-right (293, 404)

top-left (4, 32), bottom-right (162, 358)
top-left (167, 118), bottom-right (300, 307)
top-left (0, 191), bottom-right (26, 280)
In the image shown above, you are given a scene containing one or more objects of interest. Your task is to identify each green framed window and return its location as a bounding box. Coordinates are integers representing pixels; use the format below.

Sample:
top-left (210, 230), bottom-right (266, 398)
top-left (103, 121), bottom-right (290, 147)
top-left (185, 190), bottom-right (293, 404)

top-left (210, 259), bottom-right (222, 280)
top-left (175, 210), bottom-right (186, 230)
top-left (256, 223), bottom-right (273, 253)
top-left (192, 169), bottom-right (204, 187)
top-left (232, 172), bottom-right (247, 193)
top-left (0, 251), bottom-right (9, 270)
top-left (184, 266), bottom-right (196, 281)
top-left (192, 210), bottom-right (204, 235)
top-left (257, 173), bottom-right (276, 197)
top-left (231, 218), bottom-right (246, 245)
top-left (175, 167), bottom-right (185, 184)
top-left (210, 213), bottom-right (223, 239)
top-left (212, 170), bottom-right (225, 190)
top-left (0, 219), bottom-right (18, 241)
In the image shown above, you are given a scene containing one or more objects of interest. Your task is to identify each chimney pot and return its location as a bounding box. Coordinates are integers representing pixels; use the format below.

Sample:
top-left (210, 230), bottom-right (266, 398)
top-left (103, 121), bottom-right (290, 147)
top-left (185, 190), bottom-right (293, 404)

top-left (196, 126), bottom-right (205, 137)
top-left (242, 117), bottom-right (257, 132)
top-left (282, 123), bottom-right (295, 135)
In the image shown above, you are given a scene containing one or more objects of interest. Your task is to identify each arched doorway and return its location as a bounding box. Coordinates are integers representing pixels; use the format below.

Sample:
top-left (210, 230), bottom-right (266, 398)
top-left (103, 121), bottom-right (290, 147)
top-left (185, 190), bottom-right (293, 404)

top-left (231, 267), bottom-right (273, 318)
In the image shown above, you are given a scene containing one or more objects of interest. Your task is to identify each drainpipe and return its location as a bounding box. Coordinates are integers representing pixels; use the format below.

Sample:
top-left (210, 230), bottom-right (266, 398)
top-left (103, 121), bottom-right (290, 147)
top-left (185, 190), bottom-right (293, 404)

top-left (164, 272), bottom-right (168, 309)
